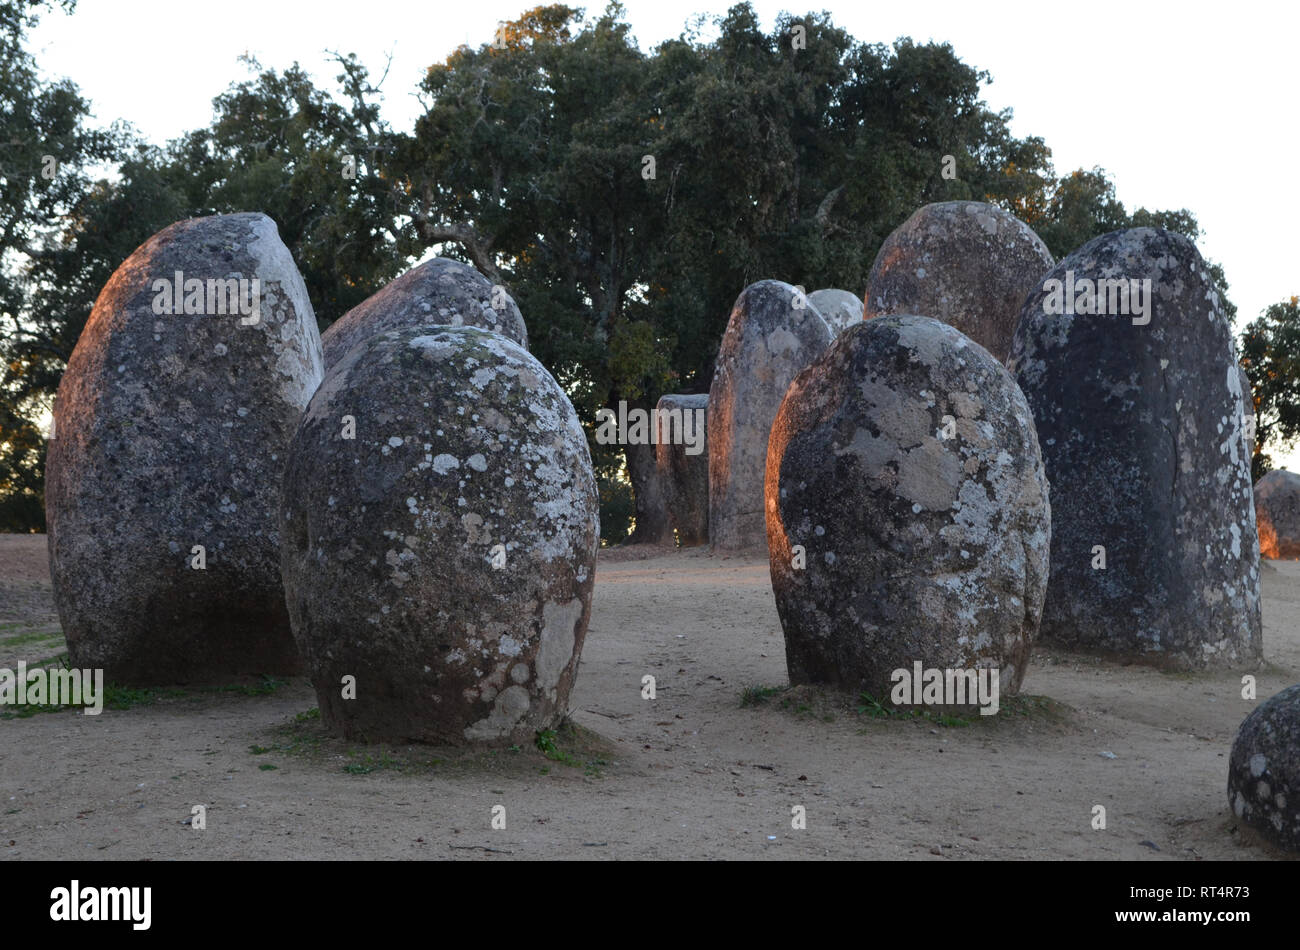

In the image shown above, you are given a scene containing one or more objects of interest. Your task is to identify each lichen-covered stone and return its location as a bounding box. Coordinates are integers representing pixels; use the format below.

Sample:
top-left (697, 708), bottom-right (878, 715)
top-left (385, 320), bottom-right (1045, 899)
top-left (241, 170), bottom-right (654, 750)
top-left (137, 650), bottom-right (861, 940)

top-left (766, 315), bottom-right (1050, 704)
top-left (1255, 470), bottom-right (1300, 559)
top-left (709, 280), bottom-right (832, 551)
top-left (321, 257), bottom-right (527, 368)
top-left (280, 325), bottom-right (598, 745)
top-left (1009, 228), bottom-right (1261, 668)
top-left (865, 201), bottom-right (1053, 363)
top-left (1228, 684), bottom-right (1300, 852)
top-left (807, 289), bottom-right (863, 333)
top-left (46, 213), bottom-right (322, 683)
top-left (655, 393), bottom-right (709, 545)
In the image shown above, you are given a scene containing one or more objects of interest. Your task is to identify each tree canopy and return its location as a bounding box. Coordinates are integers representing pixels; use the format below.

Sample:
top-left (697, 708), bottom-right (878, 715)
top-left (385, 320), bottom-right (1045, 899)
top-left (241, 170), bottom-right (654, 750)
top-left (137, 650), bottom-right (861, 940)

top-left (0, 1), bottom-right (1267, 536)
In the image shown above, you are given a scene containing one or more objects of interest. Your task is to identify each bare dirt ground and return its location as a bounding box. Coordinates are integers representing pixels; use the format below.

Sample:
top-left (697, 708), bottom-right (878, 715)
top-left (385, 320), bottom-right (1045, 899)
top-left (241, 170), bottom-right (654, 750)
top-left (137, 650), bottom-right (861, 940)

top-left (1, 533), bottom-right (1295, 860)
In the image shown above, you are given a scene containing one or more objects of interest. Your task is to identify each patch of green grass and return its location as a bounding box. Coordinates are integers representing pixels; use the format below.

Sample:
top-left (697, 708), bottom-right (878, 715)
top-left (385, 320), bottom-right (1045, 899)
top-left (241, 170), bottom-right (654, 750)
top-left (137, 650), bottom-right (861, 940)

top-left (203, 675), bottom-right (287, 697)
top-left (258, 763), bottom-right (278, 771)
top-left (341, 750), bottom-right (408, 775)
top-left (856, 692), bottom-right (972, 727)
top-left (104, 684), bottom-right (187, 710)
top-left (740, 684), bottom-right (790, 707)
top-left (248, 745), bottom-right (271, 755)
top-left (293, 707), bottom-right (320, 722)
top-left (534, 722), bottom-right (611, 777)
top-left (0, 627), bottom-right (64, 648)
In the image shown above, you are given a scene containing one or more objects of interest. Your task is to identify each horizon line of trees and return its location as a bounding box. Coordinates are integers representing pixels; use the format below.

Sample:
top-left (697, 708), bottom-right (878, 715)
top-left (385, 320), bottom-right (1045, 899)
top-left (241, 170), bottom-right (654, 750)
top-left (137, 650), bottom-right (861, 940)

top-left (1, 0), bottom-right (1293, 536)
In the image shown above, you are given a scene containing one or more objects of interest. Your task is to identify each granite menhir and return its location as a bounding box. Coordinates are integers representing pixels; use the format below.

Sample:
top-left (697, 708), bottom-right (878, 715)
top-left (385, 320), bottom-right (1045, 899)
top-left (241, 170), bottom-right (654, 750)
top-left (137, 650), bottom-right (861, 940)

top-left (865, 201), bottom-right (1053, 364)
top-left (1009, 227), bottom-right (1261, 668)
top-left (46, 212), bottom-right (323, 683)
top-left (767, 315), bottom-right (1050, 708)
top-left (321, 257), bottom-right (527, 369)
top-left (280, 326), bottom-right (598, 745)
top-left (708, 280), bottom-right (831, 552)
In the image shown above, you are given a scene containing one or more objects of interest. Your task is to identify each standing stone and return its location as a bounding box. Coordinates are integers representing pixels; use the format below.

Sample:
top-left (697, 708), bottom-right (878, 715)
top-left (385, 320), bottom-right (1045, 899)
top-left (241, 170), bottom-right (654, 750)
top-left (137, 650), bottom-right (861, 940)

top-left (1009, 227), bottom-right (1261, 668)
top-left (709, 280), bottom-right (832, 551)
top-left (655, 393), bottom-right (709, 545)
top-left (46, 213), bottom-right (322, 683)
top-left (807, 289), bottom-right (863, 333)
top-left (767, 315), bottom-right (1050, 705)
top-left (1228, 684), bottom-right (1300, 852)
top-left (281, 326), bottom-right (598, 745)
top-left (1240, 363), bottom-right (1257, 459)
top-left (865, 201), bottom-right (1053, 363)
top-left (321, 257), bottom-right (527, 368)
top-left (1255, 470), bottom-right (1300, 559)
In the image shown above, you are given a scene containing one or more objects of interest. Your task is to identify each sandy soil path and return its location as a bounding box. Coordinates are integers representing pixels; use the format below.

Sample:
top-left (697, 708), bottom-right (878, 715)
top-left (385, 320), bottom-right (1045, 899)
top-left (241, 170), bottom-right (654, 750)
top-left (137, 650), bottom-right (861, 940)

top-left (1, 535), bottom-right (1294, 860)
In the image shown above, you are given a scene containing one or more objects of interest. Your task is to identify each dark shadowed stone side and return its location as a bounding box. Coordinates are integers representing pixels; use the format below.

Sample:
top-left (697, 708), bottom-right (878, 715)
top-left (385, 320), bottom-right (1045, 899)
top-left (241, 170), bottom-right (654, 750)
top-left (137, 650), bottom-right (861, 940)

top-left (281, 326), bottom-right (598, 745)
top-left (1228, 685), bottom-right (1300, 852)
top-left (807, 289), bottom-right (863, 333)
top-left (321, 257), bottom-right (527, 368)
top-left (46, 213), bottom-right (322, 683)
top-left (1009, 227), bottom-right (1261, 669)
top-left (766, 315), bottom-right (1050, 706)
top-left (1255, 470), bottom-right (1300, 559)
top-left (865, 201), bottom-right (1054, 364)
top-left (655, 393), bottom-right (709, 545)
top-left (709, 280), bottom-right (832, 552)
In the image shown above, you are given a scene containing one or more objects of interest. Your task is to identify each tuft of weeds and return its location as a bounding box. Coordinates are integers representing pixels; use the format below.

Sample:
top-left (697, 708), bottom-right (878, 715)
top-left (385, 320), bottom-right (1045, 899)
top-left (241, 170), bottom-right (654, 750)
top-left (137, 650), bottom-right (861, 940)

top-left (856, 692), bottom-right (972, 727)
top-left (740, 684), bottom-right (790, 707)
top-left (534, 721), bottom-right (612, 777)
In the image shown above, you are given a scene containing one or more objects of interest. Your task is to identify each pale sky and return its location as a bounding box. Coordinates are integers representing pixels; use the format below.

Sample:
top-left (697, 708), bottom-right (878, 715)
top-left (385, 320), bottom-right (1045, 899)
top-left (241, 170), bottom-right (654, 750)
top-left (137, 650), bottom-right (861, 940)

top-left (27, 0), bottom-right (1300, 460)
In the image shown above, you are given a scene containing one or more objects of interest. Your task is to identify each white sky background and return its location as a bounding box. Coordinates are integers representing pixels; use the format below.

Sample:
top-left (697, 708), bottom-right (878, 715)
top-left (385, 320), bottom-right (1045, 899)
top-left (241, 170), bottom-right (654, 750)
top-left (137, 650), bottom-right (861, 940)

top-left (27, 0), bottom-right (1300, 462)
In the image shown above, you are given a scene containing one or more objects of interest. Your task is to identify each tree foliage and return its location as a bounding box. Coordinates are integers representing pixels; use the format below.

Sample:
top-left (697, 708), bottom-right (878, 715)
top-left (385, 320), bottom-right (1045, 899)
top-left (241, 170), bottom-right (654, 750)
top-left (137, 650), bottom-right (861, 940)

top-left (1240, 297), bottom-right (1300, 480)
top-left (0, 1), bottom-right (1254, 538)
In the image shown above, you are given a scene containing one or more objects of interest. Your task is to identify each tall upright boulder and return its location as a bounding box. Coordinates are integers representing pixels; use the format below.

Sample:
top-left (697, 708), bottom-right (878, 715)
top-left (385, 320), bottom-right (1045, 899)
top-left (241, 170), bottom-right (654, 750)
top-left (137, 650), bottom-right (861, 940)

top-left (865, 201), bottom-right (1053, 363)
top-left (321, 257), bottom-right (527, 368)
top-left (1255, 470), bottom-right (1300, 559)
top-left (46, 213), bottom-right (323, 683)
top-left (807, 289), bottom-right (863, 333)
top-left (767, 315), bottom-right (1050, 703)
top-left (281, 326), bottom-right (598, 745)
top-left (709, 280), bottom-right (832, 551)
top-left (655, 393), bottom-right (709, 545)
top-left (1009, 228), bottom-right (1261, 668)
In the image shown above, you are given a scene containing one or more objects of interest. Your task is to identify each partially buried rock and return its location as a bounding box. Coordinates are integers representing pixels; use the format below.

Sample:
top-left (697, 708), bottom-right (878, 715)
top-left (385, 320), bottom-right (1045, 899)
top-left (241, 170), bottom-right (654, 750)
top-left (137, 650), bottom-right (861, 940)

top-left (46, 212), bottom-right (322, 683)
top-left (807, 289), bottom-right (863, 333)
top-left (655, 393), bottom-right (709, 545)
top-left (1228, 684), bottom-right (1300, 852)
top-left (321, 257), bottom-right (527, 368)
top-left (865, 201), bottom-right (1053, 363)
top-left (766, 314), bottom-right (1050, 707)
top-left (1009, 227), bottom-right (1261, 668)
top-left (1255, 470), bottom-right (1300, 559)
top-left (281, 325), bottom-right (598, 745)
top-left (709, 280), bottom-right (832, 551)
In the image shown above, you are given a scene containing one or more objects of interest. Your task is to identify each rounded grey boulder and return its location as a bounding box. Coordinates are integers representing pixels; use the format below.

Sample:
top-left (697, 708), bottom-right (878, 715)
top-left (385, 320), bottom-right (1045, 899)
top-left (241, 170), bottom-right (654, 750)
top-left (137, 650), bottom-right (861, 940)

top-left (865, 201), bottom-right (1053, 363)
top-left (46, 212), bottom-right (323, 683)
top-left (321, 257), bottom-right (527, 368)
top-left (709, 280), bottom-right (832, 551)
top-left (1255, 470), bottom-right (1300, 559)
top-left (766, 315), bottom-right (1050, 706)
top-left (655, 393), bottom-right (709, 545)
top-left (281, 325), bottom-right (598, 745)
top-left (1228, 684), bottom-right (1300, 852)
top-left (1009, 228), bottom-right (1261, 668)
top-left (807, 289), bottom-right (863, 333)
